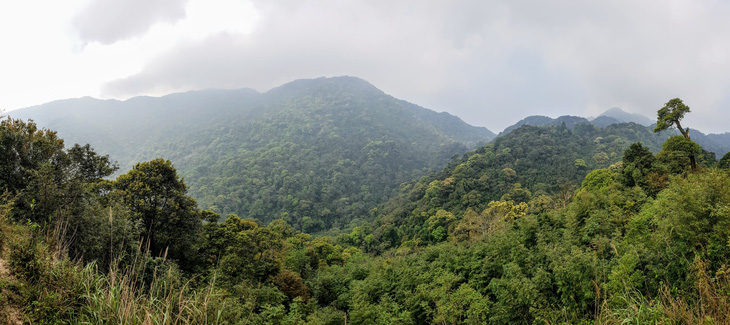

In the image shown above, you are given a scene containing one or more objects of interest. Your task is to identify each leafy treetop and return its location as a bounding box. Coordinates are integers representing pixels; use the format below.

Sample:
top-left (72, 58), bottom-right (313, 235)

top-left (654, 98), bottom-right (691, 139)
top-left (113, 158), bottom-right (201, 265)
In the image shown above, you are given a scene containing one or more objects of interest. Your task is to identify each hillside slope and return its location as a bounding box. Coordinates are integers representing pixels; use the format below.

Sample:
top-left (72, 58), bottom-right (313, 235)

top-left (367, 122), bottom-right (672, 250)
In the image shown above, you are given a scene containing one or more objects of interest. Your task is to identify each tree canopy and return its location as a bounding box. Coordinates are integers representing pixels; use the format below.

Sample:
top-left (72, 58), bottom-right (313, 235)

top-left (654, 97), bottom-right (691, 139)
top-left (654, 98), bottom-right (697, 170)
top-left (113, 158), bottom-right (201, 264)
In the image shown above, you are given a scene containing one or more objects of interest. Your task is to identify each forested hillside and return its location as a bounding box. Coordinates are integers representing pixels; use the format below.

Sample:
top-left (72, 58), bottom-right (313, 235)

top-left (2, 109), bottom-right (730, 324)
top-left (10, 76), bottom-right (494, 232)
top-left (359, 122), bottom-right (719, 252)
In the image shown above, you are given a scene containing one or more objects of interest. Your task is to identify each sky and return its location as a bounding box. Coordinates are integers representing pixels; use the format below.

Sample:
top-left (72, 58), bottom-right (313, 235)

top-left (2, 0), bottom-right (730, 134)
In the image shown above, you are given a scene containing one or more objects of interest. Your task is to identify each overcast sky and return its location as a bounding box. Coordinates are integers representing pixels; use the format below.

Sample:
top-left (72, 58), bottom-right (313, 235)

top-left (2, 0), bottom-right (729, 133)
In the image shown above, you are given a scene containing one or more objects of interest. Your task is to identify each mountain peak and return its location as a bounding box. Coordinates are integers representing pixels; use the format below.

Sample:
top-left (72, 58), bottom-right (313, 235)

top-left (266, 76), bottom-right (384, 98)
top-left (600, 107), bottom-right (627, 116)
top-left (597, 107), bottom-right (652, 126)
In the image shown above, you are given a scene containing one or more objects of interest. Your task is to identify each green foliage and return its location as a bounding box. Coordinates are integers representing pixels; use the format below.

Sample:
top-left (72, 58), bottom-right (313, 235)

top-left (656, 135), bottom-right (702, 174)
top-left (654, 98), bottom-right (700, 171)
top-left (654, 98), bottom-right (691, 138)
top-left (0, 117), bottom-right (65, 195)
top-left (0, 118), bottom-right (129, 273)
top-left (370, 123), bottom-right (669, 251)
top-left (501, 183), bottom-right (532, 203)
top-left (113, 159), bottom-right (201, 266)
top-left (200, 214), bottom-right (283, 284)
top-left (3, 107), bottom-right (730, 324)
top-left (649, 169), bottom-right (730, 270)
top-left (66, 143), bottom-right (118, 183)
top-left (620, 142), bottom-right (655, 188)
top-left (719, 151), bottom-right (730, 169)
top-left (0, 119), bottom-right (117, 226)
top-left (579, 169), bottom-right (617, 193)
top-left (179, 93), bottom-right (480, 233)
top-left (64, 201), bottom-right (138, 272)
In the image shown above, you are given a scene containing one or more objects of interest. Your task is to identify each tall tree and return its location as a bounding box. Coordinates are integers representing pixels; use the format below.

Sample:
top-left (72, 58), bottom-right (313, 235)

top-left (657, 136), bottom-right (702, 174)
top-left (654, 98), bottom-right (696, 170)
top-left (0, 117), bottom-right (65, 195)
top-left (114, 158), bottom-right (201, 264)
top-left (654, 98), bottom-right (691, 139)
top-left (621, 142), bottom-right (655, 188)
top-left (0, 118), bottom-right (118, 223)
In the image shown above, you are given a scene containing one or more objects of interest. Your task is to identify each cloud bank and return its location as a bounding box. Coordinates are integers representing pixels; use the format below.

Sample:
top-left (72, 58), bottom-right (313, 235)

top-left (91, 0), bottom-right (730, 133)
top-left (73, 0), bottom-right (189, 44)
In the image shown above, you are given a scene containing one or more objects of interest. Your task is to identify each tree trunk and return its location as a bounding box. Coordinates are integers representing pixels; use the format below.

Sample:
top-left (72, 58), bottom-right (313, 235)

top-left (676, 122), bottom-right (690, 140)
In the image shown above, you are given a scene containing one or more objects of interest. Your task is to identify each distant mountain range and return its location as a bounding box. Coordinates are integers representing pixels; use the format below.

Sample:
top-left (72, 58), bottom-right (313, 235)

top-left (10, 76), bottom-right (494, 232)
top-left (498, 107), bottom-right (730, 156)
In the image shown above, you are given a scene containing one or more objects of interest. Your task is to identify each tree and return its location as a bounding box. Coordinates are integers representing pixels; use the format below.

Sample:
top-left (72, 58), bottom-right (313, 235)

top-left (650, 169), bottom-right (730, 272)
top-left (657, 136), bottom-right (701, 174)
top-left (114, 158), bottom-right (201, 264)
top-left (0, 117), bottom-right (65, 195)
top-left (620, 142), bottom-right (655, 188)
top-left (654, 98), bottom-right (696, 170)
top-left (65, 143), bottom-right (118, 183)
top-left (579, 169), bottom-right (616, 193)
top-left (0, 118), bottom-right (118, 223)
top-left (201, 214), bottom-right (284, 283)
top-left (654, 98), bottom-right (691, 139)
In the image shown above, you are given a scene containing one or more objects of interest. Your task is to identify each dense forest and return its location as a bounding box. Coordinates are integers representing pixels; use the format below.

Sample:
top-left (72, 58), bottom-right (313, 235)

top-left (2, 95), bottom-right (730, 324)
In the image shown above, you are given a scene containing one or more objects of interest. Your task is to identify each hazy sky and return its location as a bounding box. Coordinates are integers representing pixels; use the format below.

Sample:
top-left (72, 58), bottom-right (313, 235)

top-left (2, 0), bottom-right (730, 133)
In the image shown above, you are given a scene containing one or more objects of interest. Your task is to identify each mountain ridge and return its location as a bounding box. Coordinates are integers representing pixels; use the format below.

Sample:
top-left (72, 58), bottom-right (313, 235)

top-left (9, 76), bottom-right (495, 232)
top-left (498, 107), bottom-right (730, 156)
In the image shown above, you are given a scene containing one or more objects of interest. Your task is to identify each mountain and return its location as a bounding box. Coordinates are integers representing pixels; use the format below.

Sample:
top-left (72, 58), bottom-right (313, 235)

top-left (498, 115), bottom-right (591, 136)
top-left (597, 107), bottom-right (653, 126)
top-left (9, 76), bottom-right (494, 232)
top-left (499, 108), bottom-right (650, 137)
top-left (687, 129), bottom-right (730, 158)
top-left (706, 132), bottom-right (730, 157)
top-left (498, 109), bottom-right (730, 156)
top-left (708, 132), bottom-right (730, 145)
top-left (589, 115), bottom-right (623, 128)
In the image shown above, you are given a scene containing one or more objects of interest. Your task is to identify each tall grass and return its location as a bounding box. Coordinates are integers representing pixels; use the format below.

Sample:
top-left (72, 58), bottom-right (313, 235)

top-left (1, 202), bottom-right (227, 325)
top-left (659, 258), bottom-right (730, 324)
top-left (78, 244), bottom-right (223, 325)
top-left (599, 257), bottom-right (730, 324)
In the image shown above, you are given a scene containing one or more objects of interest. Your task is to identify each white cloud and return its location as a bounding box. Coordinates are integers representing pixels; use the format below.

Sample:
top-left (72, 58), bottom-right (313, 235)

top-left (0, 0), bottom-right (89, 110)
top-left (72, 0), bottom-right (189, 45)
